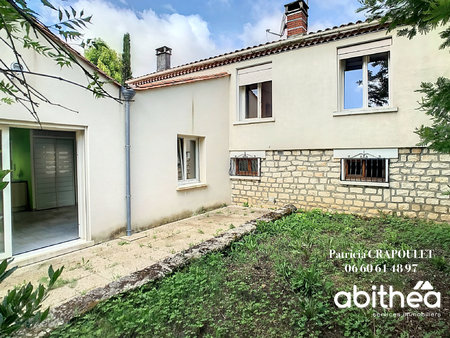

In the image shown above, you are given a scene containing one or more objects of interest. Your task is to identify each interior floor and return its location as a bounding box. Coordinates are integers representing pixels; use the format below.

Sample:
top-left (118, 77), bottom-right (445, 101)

top-left (12, 205), bottom-right (79, 255)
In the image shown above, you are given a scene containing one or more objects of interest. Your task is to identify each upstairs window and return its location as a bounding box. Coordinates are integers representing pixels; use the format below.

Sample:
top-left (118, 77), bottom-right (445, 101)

top-left (177, 136), bottom-right (199, 184)
top-left (338, 39), bottom-right (391, 111)
top-left (238, 63), bottom-right (272, 120)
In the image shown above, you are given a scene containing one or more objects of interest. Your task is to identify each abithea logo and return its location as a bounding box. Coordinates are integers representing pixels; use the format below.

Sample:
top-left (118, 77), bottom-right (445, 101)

top-left (334, 281), bottom-right (440, 309)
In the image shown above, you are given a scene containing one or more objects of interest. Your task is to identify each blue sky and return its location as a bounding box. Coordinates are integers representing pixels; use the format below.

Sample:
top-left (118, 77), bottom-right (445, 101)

top-left (30, 0), bottom-right (366, 76)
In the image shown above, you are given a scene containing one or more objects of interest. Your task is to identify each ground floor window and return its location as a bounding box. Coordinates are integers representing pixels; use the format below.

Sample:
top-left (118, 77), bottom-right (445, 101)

top-left (230, 157), bottom-right (260, 177)
top-left (177, 136), bottom-right (199, 184)
top-left (341, 158), bottom-right (388, 183)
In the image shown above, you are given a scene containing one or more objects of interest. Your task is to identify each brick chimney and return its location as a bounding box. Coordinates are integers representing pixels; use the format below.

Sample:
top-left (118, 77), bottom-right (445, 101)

top-left (156, 46), bottom-right (172, 72)
top-left (284, 1), bottom-right (309, 38)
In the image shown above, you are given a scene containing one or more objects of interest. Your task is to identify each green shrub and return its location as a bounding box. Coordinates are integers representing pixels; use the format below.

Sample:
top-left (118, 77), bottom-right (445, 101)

top-left (0, 259), bottom-right (63, 336)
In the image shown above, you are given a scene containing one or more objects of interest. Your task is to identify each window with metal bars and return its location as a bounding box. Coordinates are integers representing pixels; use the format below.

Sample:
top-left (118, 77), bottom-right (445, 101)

top-left (229, 158), bottom-right (260, 177)
top-left (342, 158), bottom-right (388, 183)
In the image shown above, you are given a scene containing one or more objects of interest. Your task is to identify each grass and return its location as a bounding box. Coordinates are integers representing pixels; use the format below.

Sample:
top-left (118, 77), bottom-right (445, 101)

top-left (50, 210), bottom-right (449, 337)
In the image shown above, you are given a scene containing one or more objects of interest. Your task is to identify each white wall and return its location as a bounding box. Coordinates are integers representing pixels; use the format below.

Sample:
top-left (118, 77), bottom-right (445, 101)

top-left (130, 77), bottom-right (231, 229)
top-left (0, 36), bottom-right (126, 241)
top-left (226, 28), bottom-right (449, 151)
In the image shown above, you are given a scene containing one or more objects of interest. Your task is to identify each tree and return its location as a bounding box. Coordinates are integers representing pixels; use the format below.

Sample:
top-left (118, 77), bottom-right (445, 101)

top-left (358, 0), bottom-right (450, 153)
top-left (0, 0), bottom-right (121, 123)
top-left (122, 32), bottom-right (132, 86)
top-left (84, 38), bottom-right (123, 83)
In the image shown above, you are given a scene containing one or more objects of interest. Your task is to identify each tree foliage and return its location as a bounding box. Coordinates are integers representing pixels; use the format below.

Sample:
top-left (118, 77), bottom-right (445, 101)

top-left (122, 32), bottom-right (132, 85)
top-left (0, 0), bottom-right (121, 122)
top-left (84, 38), bottom-right (122, 83)
top-left (359, 0), bottom-right (450, 153)
top-left (416, 77), bottom-right (450, 153)
top-left (358, 0), bottom-right (450, 49)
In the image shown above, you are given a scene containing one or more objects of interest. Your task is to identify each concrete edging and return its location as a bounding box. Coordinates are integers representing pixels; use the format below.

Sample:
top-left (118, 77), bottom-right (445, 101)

top-left (29, 204), bottom-right (297, 336)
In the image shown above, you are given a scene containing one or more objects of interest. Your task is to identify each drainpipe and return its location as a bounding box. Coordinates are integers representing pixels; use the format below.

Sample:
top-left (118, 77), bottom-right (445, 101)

top-left (122, 87), bottom-right (136, 236)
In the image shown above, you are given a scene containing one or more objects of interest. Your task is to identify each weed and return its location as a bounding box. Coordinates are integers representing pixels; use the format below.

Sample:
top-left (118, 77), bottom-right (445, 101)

top-left (40, 276), bottom-right (78, 289)
top-left (118, 241), bottom-right (129, 246)
top-left (197, 229), bottom-right (205, 234)
top-left (430, 256), bottom-right (448, 272)
top-left (243, 202), bottom-right (249, 207)
top-left (195, 206), bottom-right (207, 215)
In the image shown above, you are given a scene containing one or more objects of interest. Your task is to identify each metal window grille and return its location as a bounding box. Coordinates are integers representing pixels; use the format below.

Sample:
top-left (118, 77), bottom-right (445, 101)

top-left (342, 158), bottom-right (388, 183)
top-left (229, 157), bottom-right (261, 177)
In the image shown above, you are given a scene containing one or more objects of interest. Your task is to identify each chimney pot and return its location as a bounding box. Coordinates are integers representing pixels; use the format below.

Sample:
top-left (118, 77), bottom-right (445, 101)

top-left (156, 46), bottom-right (172, 72)
top-left (284, 1), bottom-right (309, 38)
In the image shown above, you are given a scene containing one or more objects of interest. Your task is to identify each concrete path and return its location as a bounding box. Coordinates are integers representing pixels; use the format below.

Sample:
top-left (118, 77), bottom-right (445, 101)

top-left (1, 206), bottom-right (269, 309)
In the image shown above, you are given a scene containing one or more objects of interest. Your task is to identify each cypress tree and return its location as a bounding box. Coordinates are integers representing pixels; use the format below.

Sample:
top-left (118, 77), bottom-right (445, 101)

top-left (122, 33), bottom-right (132, 86)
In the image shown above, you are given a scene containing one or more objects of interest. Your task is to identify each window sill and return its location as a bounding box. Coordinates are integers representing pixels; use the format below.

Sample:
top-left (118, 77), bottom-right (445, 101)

top-left (233, 117), bottom-right (275, 125)
top-left (339, 180), bottom-right (390, 188)
top-left (176, 182), bottom-right (207, 191)
top-left (230, 176), bottom-right (261, 181)
top-left (333, 107), bottom-right (398, 117)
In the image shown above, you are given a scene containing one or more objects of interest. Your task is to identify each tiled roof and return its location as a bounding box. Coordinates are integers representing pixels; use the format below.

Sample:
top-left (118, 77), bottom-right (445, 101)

top-left (127, 20), bottom-right (387, 88)
top-left (134, 72), bottom-right (230, 90)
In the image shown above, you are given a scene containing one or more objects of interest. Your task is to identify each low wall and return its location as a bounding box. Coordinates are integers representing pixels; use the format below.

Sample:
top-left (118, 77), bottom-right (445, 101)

top-left (231, 148), bottom-right (449, 222)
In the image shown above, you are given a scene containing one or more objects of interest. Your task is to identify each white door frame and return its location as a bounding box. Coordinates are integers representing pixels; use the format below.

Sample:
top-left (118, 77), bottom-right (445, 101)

top-left (0, 126), bottom-right (12, 259)
top-left (0, 123), bottom-right (89, 259)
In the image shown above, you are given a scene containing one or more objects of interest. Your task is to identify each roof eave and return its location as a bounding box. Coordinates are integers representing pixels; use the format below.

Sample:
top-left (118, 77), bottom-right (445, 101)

top-left (127, 20), bottom-right (385, 87)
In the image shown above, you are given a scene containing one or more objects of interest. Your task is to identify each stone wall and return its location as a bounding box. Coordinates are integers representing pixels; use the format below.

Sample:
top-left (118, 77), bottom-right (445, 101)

top-left (231, 148), bottom-right (450, 222)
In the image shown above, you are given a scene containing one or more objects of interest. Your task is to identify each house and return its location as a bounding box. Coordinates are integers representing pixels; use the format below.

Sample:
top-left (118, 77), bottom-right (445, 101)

top-left (0, 0), bottom-right (448, 262)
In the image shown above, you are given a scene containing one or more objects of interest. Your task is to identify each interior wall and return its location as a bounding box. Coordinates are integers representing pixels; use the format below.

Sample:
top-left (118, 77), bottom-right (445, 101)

top-left (10, 128), bottom-right (33, 208)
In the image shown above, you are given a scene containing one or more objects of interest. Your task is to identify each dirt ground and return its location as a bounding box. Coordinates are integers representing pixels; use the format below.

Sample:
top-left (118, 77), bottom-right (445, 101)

top-left (0, 205), bottom-right (269, 309)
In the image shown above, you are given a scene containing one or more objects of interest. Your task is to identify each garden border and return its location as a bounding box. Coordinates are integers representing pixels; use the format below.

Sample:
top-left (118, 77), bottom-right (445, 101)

top-left (27, 204), bottom-right (297, 336)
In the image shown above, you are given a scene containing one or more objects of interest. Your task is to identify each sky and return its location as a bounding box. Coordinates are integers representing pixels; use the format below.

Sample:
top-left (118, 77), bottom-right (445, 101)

top-left (29, 0), bottom-right (367, 77)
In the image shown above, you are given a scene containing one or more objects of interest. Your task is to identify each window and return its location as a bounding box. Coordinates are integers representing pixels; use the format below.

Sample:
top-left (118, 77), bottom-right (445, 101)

top-left (338, 39), bottom-right (391, 111)
top-left (230, 157), bottom-right (261, 177)
top-left (177, 136), bottom-right (199, 184)
top-left (238, 63), bottom-right (272, 121)
top-left (334, 149), bottom-right (397, 187)
top-left (342, 158), bottom-right (388, 183)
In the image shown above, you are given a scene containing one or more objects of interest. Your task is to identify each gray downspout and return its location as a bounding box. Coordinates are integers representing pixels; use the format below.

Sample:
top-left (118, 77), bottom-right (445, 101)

top-left (122, 87), bottom-right (136, 236)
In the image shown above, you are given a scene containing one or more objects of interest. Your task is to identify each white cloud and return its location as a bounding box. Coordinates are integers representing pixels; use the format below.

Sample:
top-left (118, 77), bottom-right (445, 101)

top-left (238, 1), bottom-right (285, 47)
top-left (60, 0), bottom-right (219, 77)
top-left (308, 20), bottom-right (333, 33)
top-left (162, 4), bottom-right (176, 13)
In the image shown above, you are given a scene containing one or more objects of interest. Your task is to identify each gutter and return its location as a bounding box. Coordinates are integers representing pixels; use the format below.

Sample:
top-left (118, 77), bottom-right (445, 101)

top-left (128, 20), bottom-right (385, 86)
top-left (121, 87), bottom-right (136, 236)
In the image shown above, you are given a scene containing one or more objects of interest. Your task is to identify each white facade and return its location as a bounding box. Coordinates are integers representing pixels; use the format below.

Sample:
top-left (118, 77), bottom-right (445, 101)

top-left (0, 19), bottom-right (448, 260)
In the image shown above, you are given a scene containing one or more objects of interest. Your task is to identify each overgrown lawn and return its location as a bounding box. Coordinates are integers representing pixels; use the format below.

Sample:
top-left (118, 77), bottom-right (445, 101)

top-left (50, 210), bottom-right (450, 337)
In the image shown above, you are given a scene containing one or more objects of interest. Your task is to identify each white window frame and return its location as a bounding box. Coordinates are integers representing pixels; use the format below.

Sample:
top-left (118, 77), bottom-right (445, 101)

top-left (177, 136), bottom-right (200, 185)
top-left (337, 39), bottom-right (394, 115)
top-left (237, 63), bottom-right (273, 122)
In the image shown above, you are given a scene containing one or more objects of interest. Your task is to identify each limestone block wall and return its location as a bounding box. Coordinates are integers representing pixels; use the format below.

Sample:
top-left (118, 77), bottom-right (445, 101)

top-left (231, 148), bottom-right (450, 222)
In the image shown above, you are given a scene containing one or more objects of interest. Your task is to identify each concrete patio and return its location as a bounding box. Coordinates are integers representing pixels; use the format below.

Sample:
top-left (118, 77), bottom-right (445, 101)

top-left (1, 205), bottom-right (269, 309)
